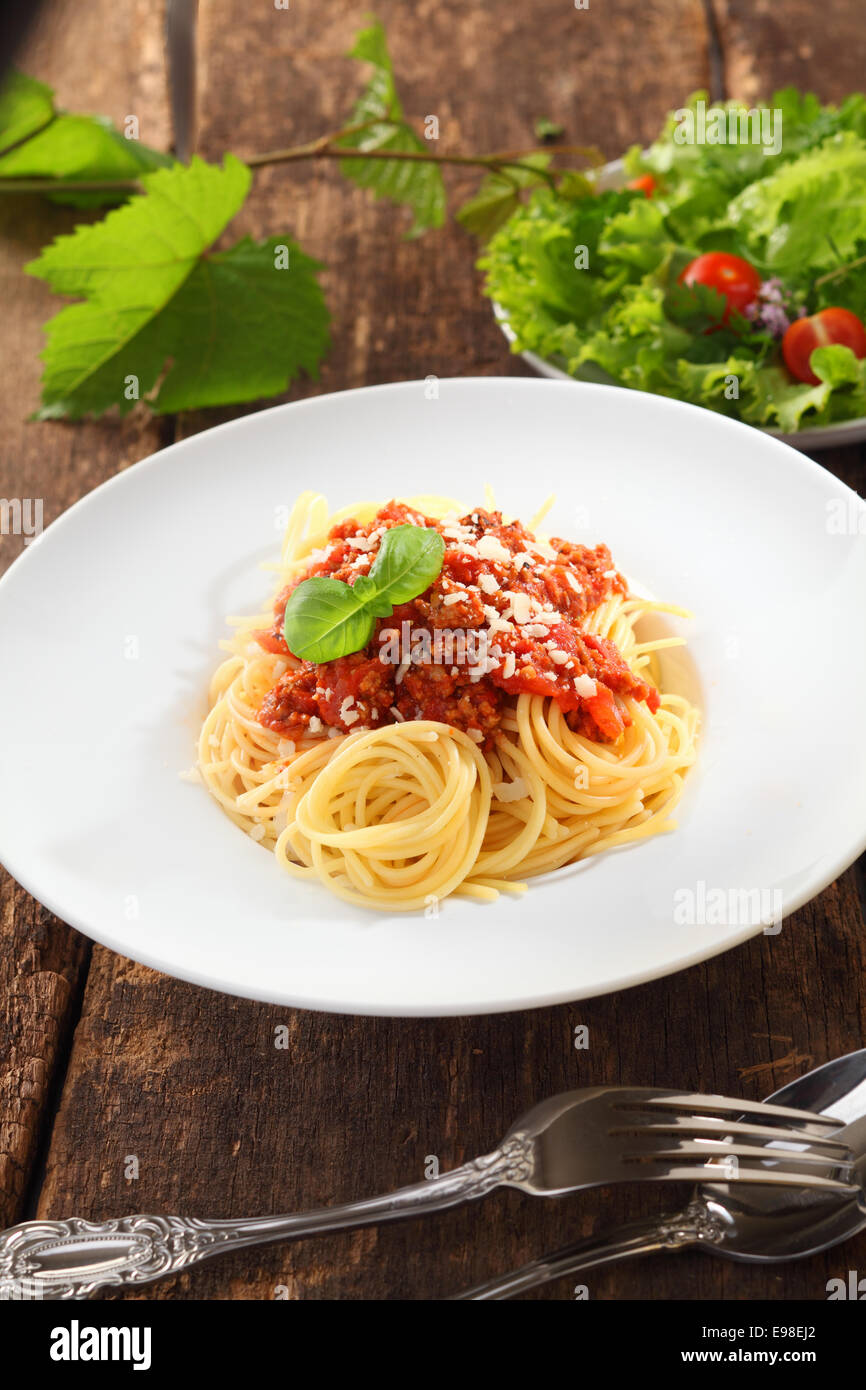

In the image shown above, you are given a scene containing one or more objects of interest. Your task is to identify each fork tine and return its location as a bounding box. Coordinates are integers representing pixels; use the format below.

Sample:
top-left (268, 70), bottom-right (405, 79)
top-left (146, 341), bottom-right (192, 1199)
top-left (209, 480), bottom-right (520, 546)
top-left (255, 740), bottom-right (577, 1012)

top-left (610, 1117), bottom-right (851, 1153)
top-left (638, 1164), bottom-right (857, 1193)
top-left (623, 1139), bottom-right (853, 1169)
top-left (614, 1093), bottom-right (844, 1128)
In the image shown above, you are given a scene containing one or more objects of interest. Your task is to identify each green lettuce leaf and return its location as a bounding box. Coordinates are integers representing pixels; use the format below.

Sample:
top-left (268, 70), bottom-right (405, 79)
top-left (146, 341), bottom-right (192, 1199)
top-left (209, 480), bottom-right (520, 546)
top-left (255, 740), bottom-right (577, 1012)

top-left (728, 133), bottom-right (866, 273)
top-left (479, 87), bottom-right (866, 433)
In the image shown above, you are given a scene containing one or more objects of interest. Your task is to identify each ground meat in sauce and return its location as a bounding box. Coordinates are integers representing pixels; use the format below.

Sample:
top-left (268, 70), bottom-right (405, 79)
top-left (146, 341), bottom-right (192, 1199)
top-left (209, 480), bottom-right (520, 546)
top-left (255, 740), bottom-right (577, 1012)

top-left (254, 501), bottom-right (657, 746)
top-left (315, 654), bottom-right (394, 729)
top-left (257, 666), bottom-right (319, 726)
top-left (394, 664), bottom-right (504, 736)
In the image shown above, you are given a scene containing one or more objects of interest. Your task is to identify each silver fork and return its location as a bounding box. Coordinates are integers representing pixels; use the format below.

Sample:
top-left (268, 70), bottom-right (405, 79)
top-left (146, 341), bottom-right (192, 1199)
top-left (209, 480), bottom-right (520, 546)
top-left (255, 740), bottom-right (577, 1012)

top-left (0, 1086), bottom-right (853, 1300)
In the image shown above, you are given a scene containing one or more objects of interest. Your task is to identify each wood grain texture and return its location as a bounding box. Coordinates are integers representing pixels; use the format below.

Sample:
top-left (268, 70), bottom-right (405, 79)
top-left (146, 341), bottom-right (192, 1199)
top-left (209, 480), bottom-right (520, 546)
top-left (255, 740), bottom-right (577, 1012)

top-left (1, 0), bottom-right (864, 1300)
top-left (35, 878), bottom-right (866, 1301)
top-left (0, 0), bottom-right (170, 1227)
top-left (717, 0), bottom-right (866, 102)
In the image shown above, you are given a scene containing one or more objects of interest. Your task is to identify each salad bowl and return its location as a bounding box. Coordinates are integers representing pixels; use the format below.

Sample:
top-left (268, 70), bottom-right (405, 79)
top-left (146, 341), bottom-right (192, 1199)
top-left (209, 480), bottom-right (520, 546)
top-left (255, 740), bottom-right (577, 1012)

top-left (492, 93), bottom-right (866, 450)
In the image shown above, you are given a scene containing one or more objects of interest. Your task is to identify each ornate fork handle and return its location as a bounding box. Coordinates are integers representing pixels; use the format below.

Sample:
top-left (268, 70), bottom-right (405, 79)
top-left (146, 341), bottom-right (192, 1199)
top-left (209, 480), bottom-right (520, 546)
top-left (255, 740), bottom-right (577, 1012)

top-left (452, 1201), bottom-right (726, 1300)
top-left (0, 1137), bottom-right (533, 1300)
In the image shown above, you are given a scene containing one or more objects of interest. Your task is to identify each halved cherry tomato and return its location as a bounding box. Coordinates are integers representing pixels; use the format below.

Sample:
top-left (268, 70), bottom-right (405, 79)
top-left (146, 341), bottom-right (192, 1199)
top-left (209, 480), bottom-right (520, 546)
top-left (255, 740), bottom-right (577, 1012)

top-left (782, 307), bottom-right (866, 385)
top-left (626, 173), bottom-right (656, 197)
top-left (678, 251), bottom-right (762, 324)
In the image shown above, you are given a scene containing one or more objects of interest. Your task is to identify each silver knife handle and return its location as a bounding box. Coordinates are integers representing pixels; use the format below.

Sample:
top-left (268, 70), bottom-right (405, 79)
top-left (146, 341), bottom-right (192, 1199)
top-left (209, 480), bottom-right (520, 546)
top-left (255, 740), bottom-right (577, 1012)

top-left (0, 1138), bottom-right (533, 1300)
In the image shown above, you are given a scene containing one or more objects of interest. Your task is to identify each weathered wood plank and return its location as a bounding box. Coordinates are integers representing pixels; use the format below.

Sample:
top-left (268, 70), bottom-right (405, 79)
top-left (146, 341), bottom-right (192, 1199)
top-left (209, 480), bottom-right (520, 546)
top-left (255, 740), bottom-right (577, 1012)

top-left (717, 0), bottom-right (866, 103)
top-left (0, 0), bottom-right (170, 1226)
top-left (35, 873), bottom-right (866, 1300)
top-left (180, 0), bottom-right (714, 425)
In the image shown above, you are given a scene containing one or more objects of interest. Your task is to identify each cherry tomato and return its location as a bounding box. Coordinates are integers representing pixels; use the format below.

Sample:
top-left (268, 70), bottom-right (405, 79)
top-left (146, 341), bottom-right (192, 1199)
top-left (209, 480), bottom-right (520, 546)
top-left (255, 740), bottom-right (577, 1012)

top-left (782, 306), bottom-right (866, 385)
top-left (678, 251), bottom-right (762, 324)
top-left (626, 173), bottom-right (656, 197)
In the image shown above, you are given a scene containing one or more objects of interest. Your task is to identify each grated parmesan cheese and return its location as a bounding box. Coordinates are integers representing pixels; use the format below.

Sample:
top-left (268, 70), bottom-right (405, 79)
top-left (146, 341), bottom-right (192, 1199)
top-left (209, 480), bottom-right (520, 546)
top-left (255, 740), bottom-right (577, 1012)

top-left (508, 592), bottom-right (532, 625)
top-left (483, 604), bottom-right (513, 636)
top-left (340, 696), bottom-right (360, 726)
top-left (477, 535), bottom-right (512, 563)
top-left (532, 538), bottom-right (558, 560)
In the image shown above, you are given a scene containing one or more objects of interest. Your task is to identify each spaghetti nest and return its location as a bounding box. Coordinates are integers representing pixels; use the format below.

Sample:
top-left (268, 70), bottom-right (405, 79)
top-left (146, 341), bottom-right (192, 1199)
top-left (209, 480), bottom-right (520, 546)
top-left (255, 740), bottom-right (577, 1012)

top-left (198, 493), bottom-right (699, 911)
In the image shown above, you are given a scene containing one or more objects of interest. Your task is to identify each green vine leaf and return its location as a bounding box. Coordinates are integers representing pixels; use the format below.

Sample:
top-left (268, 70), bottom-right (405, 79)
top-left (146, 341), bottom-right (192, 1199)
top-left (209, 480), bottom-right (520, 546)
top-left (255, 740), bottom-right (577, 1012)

top-left (337, 19), bottom-right (445, 238)
top-left (26, 155), bottom-right (330, 417)
top-left (0, 71), bottom-right (54, 153)
top-left (0, 69), bottom-right (173, 205)
top-left (457, 154), bottom-right (550, 241)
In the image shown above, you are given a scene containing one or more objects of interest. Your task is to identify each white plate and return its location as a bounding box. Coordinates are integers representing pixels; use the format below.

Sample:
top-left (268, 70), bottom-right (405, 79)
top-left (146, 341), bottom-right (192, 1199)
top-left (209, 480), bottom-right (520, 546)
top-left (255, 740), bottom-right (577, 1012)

top-left (0, 379), bottom-right (864, 1016)
top-left (494, 158), bottom-right (866, 451)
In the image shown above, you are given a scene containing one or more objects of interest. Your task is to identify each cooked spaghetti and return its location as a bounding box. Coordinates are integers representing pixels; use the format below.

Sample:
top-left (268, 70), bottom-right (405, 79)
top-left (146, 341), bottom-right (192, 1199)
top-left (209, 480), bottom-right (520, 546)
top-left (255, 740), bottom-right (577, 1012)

top-left (199, 493), bottom-right (699, 909)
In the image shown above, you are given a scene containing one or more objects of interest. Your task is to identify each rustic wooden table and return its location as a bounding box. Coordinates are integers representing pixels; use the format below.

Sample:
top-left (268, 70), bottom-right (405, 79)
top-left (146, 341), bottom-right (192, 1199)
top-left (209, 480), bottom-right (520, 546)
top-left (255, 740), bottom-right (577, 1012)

top-left (1, 0), bottom-right (864, 1301)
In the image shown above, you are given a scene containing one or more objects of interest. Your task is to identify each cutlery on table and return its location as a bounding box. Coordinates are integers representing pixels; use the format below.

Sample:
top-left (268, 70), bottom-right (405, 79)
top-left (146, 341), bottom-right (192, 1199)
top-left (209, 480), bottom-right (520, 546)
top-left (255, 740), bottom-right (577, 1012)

top-left (454, 1049), bottom-right (866, 1299)
top-left (0, 1084), bottom-right (854, 1300)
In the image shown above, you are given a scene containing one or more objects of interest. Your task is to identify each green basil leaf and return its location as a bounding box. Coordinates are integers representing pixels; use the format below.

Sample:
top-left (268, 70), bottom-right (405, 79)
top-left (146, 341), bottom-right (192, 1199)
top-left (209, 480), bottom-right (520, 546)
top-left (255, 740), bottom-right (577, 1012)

top-left (282, 524), bottom-right (445, 664)
top-left (350, 573), bottom-right (393, 617)
top-left (367, 524), bottom-right (445, 605)
top-left (283, 576), bottom-right (376, 662)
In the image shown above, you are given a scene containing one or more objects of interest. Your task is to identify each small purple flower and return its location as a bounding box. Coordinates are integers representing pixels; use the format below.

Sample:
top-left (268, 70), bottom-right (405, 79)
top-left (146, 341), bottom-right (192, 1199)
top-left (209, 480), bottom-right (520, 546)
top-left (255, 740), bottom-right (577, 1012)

top-left (744, 277), bottom-right (805, 339)
top-left (761, 303), bottom-right (792, 337)
top-left (760, 277), bottom-right (786, 305)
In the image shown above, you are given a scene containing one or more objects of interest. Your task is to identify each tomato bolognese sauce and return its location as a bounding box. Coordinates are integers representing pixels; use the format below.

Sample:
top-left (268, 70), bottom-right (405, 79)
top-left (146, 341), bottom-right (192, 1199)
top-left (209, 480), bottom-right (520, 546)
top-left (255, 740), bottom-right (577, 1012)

top-left (198, 492), bottom-right (699, 910)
